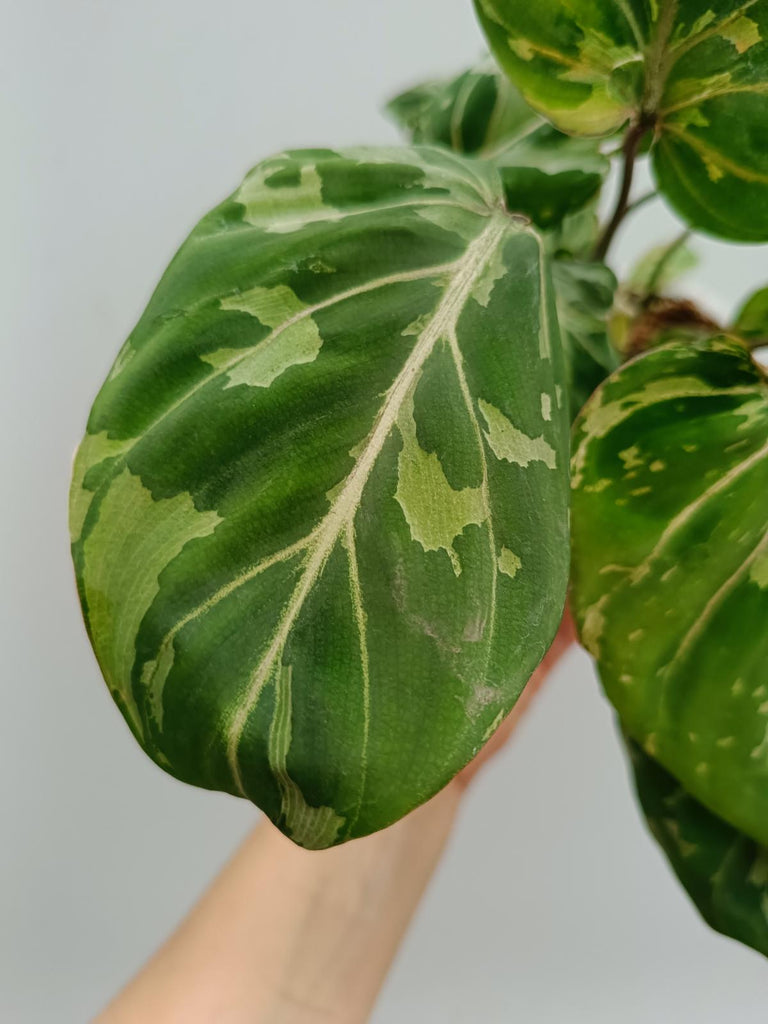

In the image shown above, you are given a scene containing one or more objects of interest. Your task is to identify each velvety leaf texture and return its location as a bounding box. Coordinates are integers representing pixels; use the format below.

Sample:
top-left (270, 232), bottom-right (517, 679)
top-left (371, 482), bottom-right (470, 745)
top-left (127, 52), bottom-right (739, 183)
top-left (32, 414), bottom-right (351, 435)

top-left (627, 738), bottom-right (768, 957)
top-left (388, 60), bottom-right (609, 230)
top-left (70, 146), bottom-right (571, 848)
top-left (571, 335), bottom-right (768, 846)
top-left (474, 0), bottom-right (768, 241)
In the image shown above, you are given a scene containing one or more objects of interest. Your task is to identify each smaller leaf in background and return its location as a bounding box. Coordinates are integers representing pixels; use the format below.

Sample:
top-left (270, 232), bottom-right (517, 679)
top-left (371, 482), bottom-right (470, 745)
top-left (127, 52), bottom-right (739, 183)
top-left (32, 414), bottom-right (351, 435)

top-left (498, 125), bottom-right (609, 229)
top-left (571, 336), bottom-right (768, 846)
top-left (735, 286), bottom-right (768, 345)
top-left (546, 200), bottom-right (602, 261)
top-left (627, 237), bottom-right (699, 299)
top-left (627, 738), bottom-right (768, 958)
top-left (388, 61), bottom-right (609, 231)
top-left (386, 59), bottom-right (541, 155)
top-left (550, 259), bottom-right (619, 415)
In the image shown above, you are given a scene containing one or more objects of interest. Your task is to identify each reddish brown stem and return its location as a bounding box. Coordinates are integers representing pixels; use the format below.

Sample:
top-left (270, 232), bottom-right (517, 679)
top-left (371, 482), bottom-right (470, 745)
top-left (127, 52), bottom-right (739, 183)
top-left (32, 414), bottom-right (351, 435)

top-left (593, 117), bottom-right (653, 263)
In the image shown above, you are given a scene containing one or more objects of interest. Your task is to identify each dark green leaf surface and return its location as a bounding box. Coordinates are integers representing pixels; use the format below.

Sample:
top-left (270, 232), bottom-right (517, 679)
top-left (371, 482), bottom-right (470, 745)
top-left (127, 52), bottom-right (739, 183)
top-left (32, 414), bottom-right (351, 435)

top-left (387, 60), bottom-right (542, 155)
top-left (388, 61), bottom-right (608, 229)
top-left (571, 336), bottom-right (768, 844)
top-left (627, 738), bottom-right (768, 957)
top-left (474, 0), bottom-right (768, 240)
top-left (70, 146), bottom-right (570, 847)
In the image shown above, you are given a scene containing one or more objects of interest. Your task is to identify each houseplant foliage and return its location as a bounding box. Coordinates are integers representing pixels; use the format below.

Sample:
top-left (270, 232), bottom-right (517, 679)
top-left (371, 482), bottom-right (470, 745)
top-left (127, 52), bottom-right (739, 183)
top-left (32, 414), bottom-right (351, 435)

top-left (70, 0), bottom-right (768, 956)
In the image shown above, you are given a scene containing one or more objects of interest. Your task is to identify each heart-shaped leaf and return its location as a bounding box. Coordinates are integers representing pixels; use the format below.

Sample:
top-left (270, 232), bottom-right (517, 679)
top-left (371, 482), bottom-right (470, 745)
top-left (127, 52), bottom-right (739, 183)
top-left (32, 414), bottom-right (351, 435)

top-left (474, 0), bottom-right (768, 240)
top-left (571, 335), bottom-right (768, 845)
top-left (70, 146), bottom-right (570, 847)
top-left (627, 737), bottom-right (768, 957)
top-left (388, 60), bottom-right (609, 229)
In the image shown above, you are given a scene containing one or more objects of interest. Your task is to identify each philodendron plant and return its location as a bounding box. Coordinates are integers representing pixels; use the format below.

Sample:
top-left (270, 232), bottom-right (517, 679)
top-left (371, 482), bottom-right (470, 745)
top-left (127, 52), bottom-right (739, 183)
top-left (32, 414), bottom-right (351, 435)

top-left (71, 1), bottom-right (768, 956)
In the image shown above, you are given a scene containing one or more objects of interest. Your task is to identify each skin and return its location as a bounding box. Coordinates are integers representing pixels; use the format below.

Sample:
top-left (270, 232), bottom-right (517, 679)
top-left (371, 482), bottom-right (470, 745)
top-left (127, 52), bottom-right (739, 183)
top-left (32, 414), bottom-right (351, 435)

top-left (97, 610), bottom-right (575, 1024)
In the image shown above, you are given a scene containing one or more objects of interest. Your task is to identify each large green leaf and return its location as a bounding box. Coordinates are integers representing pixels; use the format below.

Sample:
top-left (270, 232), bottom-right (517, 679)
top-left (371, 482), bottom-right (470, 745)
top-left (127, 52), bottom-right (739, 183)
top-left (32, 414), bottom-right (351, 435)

top-left (627, 738), bottom-right (768, 957)
top-left (388, 61), bottom-right (609, 229)
top-left (70, 146), bottom-right (570, 848)
top-left (474, 0), bottom-right (768, 241)
top-left (571, 335), bottom-right (768, 844)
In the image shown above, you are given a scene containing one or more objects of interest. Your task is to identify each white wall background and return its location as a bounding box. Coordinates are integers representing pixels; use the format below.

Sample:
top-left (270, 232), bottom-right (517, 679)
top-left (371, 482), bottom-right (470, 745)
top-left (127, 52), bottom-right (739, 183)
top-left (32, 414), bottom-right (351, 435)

top-left (4, 2), bottom-right (767, 1020)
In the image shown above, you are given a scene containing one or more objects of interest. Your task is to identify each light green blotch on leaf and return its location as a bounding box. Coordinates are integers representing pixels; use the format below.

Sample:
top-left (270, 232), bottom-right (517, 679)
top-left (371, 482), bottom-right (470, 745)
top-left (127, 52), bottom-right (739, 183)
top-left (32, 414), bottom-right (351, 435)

top-left (572, 375), bottom-right (724, 486)
top-left (498, 547), bottom-right (522, 579)
top-left (395, 392), bottom-right (486, 576)
top-left (221, 282), bottom-right (307, 325)
top-left (70, 431), bottom-right (133, 542)
top-left (82, 468), bottom-right (220, 739)
top-left (751, 553), bottom-right (768, 590)
top-left (721, 16), bottom-right (761, 54)
top-left (205, 284), bottom-right (323, 388)
top-left (471, 237), bottom-right (508, 307)
top-left (269, 665), bottom-right (344, 850)
top-left (478, 399), bottom-right (557, 469)
top-left (664, 73), bottom-right (732, 112)
top-left (236, 159), bottom-right (325, 233)
top-left (140, 636), bottom-right (177, 730)
top-left (687, 11), bottom-right (716, 37)
top-left (572, 30), bottom-right (637, 81)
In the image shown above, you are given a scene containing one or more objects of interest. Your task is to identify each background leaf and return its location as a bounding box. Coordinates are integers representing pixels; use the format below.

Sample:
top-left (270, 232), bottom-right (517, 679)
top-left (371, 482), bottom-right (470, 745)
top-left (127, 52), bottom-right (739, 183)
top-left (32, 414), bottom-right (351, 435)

top-left (551, 259), bottom-right (620, 414)
top-left (474, 0), bottom-right (768, 241)
top-left (627, 737), bottom-right (768, 958)
top-left (735, 285), bottom-right (768, 344)
top-left (627, 237), bottom-right (698, 298)
top-left (389, 60), bottom-right (618, 417)
top-left (571, 335), bottom-right (768, 846)
top-left (386, 59), bottom-right (542, 155)
top-left (388, 61), bottom-right (609, 230)
top-left (70, 146), bottom-right (571, 848)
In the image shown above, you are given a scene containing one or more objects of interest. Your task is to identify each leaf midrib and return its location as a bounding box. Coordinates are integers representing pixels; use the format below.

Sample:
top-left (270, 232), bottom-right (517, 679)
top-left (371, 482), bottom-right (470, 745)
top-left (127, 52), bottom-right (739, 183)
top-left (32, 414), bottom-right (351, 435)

top-left (224, 211), bottom-right (513, 795)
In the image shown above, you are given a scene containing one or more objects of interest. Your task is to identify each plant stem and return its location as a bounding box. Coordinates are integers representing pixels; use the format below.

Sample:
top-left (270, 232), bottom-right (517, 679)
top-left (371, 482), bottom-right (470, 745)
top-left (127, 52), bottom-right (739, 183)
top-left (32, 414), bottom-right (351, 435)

top-left (593, 117), bottom-right (653, 263)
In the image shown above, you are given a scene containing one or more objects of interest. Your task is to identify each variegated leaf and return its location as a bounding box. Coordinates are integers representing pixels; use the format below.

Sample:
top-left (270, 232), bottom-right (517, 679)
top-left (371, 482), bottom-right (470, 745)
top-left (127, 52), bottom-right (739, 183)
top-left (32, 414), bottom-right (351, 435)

top-left (388, 59), bottom-right (609, 229)
top-left (627, 738), bottom-right (768, 957)
top-left (474, 0), bottom-right (768, 240)
top-left (571, 335), bottom-right (768, 845)
top-left (70, 146), bottom-right (570, 848)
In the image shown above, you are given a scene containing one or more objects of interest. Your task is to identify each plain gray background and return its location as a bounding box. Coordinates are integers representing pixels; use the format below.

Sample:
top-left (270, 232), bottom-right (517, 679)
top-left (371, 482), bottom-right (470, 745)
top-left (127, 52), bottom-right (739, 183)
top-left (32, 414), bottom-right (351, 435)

top-left (4, 1), bottom-right (768, 1020)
